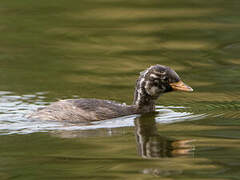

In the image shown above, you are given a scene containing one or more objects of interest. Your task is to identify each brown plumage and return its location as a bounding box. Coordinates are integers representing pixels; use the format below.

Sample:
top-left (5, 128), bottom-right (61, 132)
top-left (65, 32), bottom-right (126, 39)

top-left (28, 65), bottom-right (193, 122)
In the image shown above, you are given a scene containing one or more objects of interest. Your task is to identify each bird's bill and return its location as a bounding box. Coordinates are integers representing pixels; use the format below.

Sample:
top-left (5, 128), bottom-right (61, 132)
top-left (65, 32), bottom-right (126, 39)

top-left (170, 81), bottom-right (193, 92)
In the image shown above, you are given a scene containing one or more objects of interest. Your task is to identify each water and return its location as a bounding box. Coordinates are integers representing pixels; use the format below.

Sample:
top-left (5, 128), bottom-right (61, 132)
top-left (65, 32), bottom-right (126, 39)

top-left (0, 91), bottom-right (204, 134)
top-left (0, 0), bottom-right (240, 179)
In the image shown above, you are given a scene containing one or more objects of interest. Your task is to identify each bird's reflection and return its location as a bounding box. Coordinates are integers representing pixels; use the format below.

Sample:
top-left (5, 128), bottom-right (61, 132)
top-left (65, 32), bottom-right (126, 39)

top-left (50, 113), bottom-right (194, 159)
top-left (134, 113), bottom-right (194, 158)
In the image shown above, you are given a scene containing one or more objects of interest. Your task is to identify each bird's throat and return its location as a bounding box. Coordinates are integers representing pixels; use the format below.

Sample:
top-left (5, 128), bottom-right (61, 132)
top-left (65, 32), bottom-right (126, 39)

top-left (134, 95), bottom-right (156, 113)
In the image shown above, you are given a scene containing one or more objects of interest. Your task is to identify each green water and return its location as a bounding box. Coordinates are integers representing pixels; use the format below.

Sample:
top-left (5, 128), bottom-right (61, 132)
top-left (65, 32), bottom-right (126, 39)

top-left (1, 0), bottom-right (240, 179)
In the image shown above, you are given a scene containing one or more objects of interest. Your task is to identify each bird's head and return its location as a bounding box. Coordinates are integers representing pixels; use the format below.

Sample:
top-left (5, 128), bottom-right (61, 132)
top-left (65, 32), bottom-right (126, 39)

top-left (134, 65), bottom-right (193, 106)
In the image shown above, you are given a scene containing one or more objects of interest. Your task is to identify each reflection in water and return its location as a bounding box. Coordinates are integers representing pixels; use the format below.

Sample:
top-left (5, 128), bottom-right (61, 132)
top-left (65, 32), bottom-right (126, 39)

top-left (135, 114), bottom-right (194, 158)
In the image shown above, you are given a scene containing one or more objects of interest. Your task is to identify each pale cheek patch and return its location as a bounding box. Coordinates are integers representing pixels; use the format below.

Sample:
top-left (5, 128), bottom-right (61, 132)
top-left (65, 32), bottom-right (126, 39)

top-left (145, 81), bottom-right (159, 96)
top-left (147, 86), bottom-right (159, 96)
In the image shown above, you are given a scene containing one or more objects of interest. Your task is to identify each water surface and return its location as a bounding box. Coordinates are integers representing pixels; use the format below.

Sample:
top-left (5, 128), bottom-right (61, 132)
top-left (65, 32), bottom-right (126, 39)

top-left (0, 0), bottom-right (240, 179)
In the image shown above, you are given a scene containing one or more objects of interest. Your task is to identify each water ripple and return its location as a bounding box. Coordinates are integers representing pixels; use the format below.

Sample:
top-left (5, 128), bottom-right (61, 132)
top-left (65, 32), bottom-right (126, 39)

top-left (0, 91), bottom-right (206, 135)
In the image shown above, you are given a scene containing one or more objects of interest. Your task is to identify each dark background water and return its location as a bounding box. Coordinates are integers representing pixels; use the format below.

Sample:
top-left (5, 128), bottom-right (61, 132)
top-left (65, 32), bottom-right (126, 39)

top-left (0, 0), bottom-right (240, 179)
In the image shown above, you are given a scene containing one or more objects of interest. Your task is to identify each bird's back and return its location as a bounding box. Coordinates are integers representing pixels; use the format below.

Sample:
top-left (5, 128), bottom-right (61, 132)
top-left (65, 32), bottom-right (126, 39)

top-left (28, 98), bottom-right (137, 123)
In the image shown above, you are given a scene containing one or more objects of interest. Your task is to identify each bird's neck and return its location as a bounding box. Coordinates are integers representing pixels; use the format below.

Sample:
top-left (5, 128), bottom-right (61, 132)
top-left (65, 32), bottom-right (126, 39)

top-left (133, 89), bottom-right (156, 113)
top-left (133, 71), bottom-right (160, 113)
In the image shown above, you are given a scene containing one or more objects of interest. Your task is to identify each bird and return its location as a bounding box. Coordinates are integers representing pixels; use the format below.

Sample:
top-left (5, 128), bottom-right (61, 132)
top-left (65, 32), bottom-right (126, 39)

top-left (28, 65), bottom-right (193, 123)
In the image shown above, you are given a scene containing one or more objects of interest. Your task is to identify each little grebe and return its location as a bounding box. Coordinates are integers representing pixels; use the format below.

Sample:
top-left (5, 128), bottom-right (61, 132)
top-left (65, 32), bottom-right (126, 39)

top-left (28, 65), bottom-right (193, 122)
